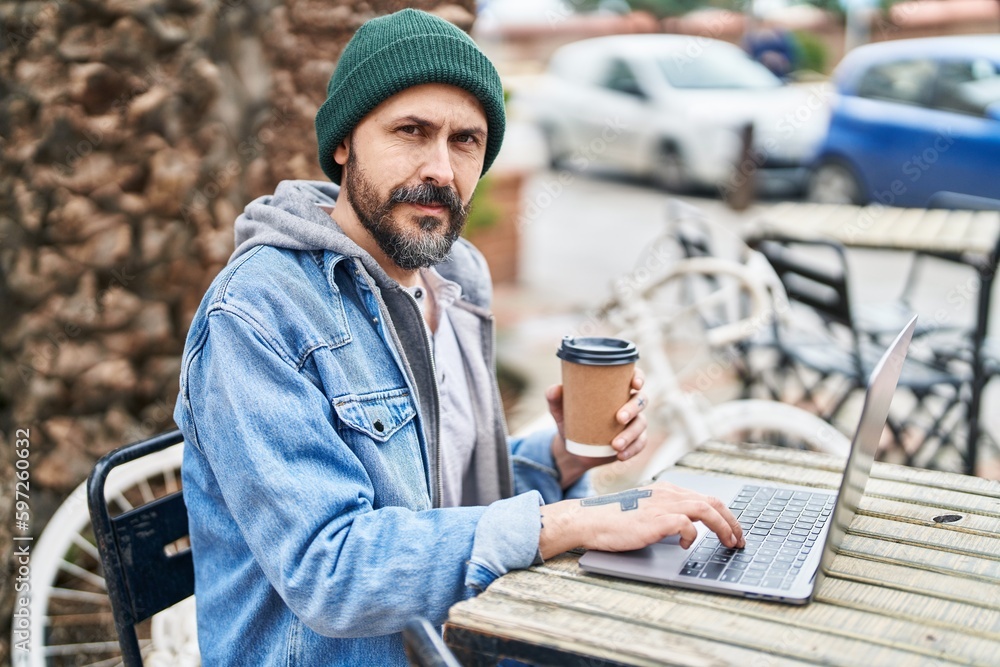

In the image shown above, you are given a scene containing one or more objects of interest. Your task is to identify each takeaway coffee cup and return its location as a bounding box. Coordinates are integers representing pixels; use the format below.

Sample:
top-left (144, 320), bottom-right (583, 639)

top-left (557, 336), bottom-right (639, 457)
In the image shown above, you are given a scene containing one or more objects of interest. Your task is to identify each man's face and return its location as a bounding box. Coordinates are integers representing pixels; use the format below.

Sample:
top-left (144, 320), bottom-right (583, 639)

top-left (334, 83), bottom-right (489, 271)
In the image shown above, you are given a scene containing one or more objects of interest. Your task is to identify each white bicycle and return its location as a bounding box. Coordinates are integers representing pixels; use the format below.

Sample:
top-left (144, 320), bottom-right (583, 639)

top-left (15, 442), bottom-right (198, 667)
top-left (590, 203), bottom-right (851, 487)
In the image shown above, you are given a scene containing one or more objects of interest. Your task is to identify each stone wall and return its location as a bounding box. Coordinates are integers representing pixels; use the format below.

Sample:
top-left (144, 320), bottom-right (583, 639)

top-left (0, 0), bottom-right (476, 661)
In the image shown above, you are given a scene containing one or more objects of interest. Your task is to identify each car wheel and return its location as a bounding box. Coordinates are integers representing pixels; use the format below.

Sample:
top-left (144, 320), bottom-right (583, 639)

top-left (651, 143), bottom-right (690, 193)
top-left (541, 123), bottom-right (571, 170)
top-left (807, 161), bottom-right (865, 205)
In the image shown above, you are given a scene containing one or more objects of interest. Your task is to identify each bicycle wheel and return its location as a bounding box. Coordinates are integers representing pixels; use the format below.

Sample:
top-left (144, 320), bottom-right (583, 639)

top-left (707, 399), bottom-right (851, 456)
top-left (636, 398), bottom-right (851, 485)
top-left (16, 443), bottom-right (199, 667)
top-left (636, 256), bottom-right (773, 352)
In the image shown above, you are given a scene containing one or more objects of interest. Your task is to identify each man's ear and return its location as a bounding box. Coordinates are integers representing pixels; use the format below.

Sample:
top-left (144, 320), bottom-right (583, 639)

top-left (334, 131), bottom-right (351, 167)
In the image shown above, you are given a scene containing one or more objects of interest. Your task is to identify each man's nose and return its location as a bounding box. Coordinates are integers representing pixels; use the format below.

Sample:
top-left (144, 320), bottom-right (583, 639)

top-left (417, 139), bottom-right (455, 187)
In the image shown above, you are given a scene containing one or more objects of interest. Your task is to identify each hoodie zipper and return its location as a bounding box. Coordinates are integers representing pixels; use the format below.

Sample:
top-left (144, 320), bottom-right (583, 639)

top-left (485, 312), bottom-right (513, 496)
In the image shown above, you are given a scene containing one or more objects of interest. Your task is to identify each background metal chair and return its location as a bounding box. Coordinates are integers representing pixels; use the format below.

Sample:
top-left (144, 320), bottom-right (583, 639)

top-left (87, 429), bottom-right (195, 666)
top-left (749, 236), bottom-right (970, 469)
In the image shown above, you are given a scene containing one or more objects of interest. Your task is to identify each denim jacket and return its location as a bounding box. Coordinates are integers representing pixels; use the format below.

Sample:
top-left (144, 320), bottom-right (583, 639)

top-left (174, 180), bottom-right (589, 665)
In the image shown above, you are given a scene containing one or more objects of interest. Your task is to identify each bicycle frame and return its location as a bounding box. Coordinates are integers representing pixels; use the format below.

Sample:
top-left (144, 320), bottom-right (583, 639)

top-left (596, 211), bottom-right (850, 482)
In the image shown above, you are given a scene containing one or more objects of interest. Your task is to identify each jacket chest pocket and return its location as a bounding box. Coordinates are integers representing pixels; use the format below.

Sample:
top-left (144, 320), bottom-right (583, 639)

top-left (331, 388), bottom-right (428, 508)
top-left (332, 388), bottom-right (416, 442)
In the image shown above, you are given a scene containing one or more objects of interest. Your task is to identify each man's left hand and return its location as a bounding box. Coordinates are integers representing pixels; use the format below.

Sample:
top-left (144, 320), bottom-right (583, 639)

top-left (546, 367), bottom-right (648, 490)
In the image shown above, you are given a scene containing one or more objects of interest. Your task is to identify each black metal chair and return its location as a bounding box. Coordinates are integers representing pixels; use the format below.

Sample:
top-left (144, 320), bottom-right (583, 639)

top-left (751, 236), bottom-right (970, 467)
top-left (87, 429), bottom-right (193, 666)
top-left (861, 195), bottom-right (1000, 349)
top-left (849, 243), bottom-right (976, 348)
top-left (403, 618), bottom-right (463, 667)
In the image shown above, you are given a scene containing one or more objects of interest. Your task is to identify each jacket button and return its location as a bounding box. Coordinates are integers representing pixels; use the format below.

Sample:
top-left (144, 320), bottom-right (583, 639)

top-left (373, 420), bottom-right (385, 432)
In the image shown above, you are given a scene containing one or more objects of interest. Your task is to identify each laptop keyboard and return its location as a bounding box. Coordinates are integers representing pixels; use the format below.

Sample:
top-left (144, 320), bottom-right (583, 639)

top-left (678, 485), bottom-right (834, 591)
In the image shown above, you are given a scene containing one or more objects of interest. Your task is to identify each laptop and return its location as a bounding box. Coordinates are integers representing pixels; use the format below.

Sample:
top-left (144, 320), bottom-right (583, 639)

top-left (578, 316), bottom-right (916, 604)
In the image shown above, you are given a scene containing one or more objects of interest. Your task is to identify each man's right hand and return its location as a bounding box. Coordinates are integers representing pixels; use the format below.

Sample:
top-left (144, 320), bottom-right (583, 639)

top-left (538, 482), bottom-right (745, 560)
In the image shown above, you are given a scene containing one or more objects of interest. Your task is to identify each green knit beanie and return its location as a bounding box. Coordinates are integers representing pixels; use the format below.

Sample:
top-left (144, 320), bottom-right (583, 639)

top-left (315, 8), bottom-right (505, 185)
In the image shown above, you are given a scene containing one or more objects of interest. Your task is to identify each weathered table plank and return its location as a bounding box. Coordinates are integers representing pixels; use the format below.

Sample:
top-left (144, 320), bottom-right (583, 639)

top-left (515, 558), bottom-right (1000, 665)
top-left (857, 496), bottom-right (1000, 536)
top-left (448, 594), bottom-right (816, 667)
top-left (446, 443), bottom-right (1000, 666)
top-left (815, 578), bottom-right (1000, 638)
top-left (745, 203), bottom-right (1000, 255)
top-left (829, 547), bottom-right (1000, 603)
top-left (869, 462), bottom-right (1000, 498)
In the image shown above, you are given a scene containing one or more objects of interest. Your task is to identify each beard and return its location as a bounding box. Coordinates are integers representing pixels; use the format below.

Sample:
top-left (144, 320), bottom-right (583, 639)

top-left (343, 150), bottom-right (470, 271)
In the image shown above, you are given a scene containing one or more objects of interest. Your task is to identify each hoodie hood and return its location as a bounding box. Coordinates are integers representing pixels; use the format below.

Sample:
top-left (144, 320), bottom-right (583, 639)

top-left (230, 179), bottom-right (492, 308)
top-left (227, 179), bottom-right (507, 506)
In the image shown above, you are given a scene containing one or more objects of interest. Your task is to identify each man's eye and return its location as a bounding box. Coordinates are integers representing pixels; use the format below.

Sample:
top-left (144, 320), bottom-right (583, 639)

top-left (398, 126), bottom-right (420, 135)
top-left (455, 134), bottom-right (479, 145)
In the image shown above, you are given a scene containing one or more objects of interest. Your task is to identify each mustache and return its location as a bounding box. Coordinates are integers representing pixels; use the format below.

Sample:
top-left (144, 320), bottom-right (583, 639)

top-left (388, 183), bottom-right (465, 217)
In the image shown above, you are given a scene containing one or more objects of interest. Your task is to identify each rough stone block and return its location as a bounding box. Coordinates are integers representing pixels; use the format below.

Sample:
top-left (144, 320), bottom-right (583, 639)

top-left (68, 62), bottom-right (128, 115)
top-left (72, 358), bottom-right (137, 407)
top-left (126, 85), bottom-right (176, 138)
top-left (51, 152), bottom-right (118, 195)
top-left (146, 147), bottom-right (200, 216)
top-left (47, 197), bottom-right (127, 243)
top-left (101, 302), bottom-right (172, 356)
top-left (11, 376), bottom-right (67, 424)
top-left (6, 247), bottom-right (61, 304)
top-left (62, 224), bottom-right (132, 270)
top-left (49, 341), bottom-right (109, 381)
top-left (37, 416), bottom-right (100, 490)
top-left (58, 24), bottom-right (113, 62)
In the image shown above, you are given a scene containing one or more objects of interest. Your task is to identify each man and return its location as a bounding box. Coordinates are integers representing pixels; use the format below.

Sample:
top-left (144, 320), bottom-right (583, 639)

top-left (174, 9), bottom-right (743, 665)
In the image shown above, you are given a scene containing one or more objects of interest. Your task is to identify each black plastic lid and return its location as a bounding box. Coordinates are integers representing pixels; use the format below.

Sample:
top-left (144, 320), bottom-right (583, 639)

top-left (557, 336), bottom-right (639, 366)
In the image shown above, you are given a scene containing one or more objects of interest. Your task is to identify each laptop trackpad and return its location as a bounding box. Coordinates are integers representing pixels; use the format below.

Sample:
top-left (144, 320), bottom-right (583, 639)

top-left (581, 527), bottom-right (704, 578)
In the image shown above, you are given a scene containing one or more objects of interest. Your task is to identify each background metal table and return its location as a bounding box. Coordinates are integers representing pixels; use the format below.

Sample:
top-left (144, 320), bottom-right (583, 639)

top-left (743, 203), bottom-right (1000, 474)
top-left (446, 441), bottom-right (1000, 666)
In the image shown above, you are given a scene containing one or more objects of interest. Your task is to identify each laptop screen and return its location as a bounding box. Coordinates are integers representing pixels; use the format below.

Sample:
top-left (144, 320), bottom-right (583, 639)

top-left (815, 316), bottom-right (915, 591)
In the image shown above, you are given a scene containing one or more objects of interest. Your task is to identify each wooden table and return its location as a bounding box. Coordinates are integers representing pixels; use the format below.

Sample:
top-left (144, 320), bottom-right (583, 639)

top-left (743, 203), bottom-right (1000, 475)
top-left (445, 441), bottom-right (1000, 666)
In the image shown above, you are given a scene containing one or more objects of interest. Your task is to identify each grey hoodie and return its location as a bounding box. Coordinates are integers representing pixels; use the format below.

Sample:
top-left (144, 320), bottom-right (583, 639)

top-left (229, 179), bottom-right (512, 505)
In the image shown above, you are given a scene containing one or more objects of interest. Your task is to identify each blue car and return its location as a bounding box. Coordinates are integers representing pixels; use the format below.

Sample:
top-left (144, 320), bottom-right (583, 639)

top-left (807, 36), bottom-right (1000, 208)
